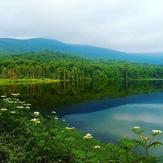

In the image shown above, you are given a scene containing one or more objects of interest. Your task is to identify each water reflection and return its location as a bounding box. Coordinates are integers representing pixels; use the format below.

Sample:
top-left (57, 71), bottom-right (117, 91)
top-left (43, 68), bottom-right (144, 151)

top-left (63, 103), bottom-right (163, 155)
top-left (0, 80), bottom-right (163, 114)
top-left (1, 80), bottom-right (163, 155)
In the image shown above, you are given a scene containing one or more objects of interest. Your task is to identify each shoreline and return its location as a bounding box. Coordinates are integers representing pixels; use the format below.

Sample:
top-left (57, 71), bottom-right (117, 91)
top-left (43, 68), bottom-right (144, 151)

top-left (0, 78), bottom-right (60, 86)
top-left (1, 78), bottom-right (163, 86)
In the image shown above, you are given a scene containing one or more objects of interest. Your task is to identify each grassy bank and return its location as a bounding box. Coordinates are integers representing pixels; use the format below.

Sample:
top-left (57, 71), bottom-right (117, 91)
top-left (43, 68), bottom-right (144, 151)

top-left (0, 94), bottom-right (162, 162)
top-left (1, 78), bottom-right (163, 86)
top-left (130, 78), bottom-right (163, 81)
top-left (0, 78), bottom-right (60, 86)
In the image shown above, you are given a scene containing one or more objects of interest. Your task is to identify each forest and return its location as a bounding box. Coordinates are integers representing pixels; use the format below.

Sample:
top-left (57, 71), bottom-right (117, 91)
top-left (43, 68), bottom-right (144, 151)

top-left (1, 51), bottom-right (163, 81)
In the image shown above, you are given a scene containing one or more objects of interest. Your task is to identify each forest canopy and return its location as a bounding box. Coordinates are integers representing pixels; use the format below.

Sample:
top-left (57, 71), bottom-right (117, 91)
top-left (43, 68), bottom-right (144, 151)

top-left (0, 51), bottom-right (163, 81)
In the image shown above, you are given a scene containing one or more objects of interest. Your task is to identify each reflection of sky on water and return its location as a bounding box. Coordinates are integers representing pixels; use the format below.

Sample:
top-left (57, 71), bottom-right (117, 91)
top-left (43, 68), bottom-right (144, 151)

top-left (63, 103), bottom-right (163, 155)
top-left (113, 104), bottom-right (163, 125)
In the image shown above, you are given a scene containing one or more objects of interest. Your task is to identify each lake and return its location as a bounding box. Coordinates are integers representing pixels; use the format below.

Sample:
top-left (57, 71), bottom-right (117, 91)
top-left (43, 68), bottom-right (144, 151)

top-left (1, 80), bottom-right (163, 155)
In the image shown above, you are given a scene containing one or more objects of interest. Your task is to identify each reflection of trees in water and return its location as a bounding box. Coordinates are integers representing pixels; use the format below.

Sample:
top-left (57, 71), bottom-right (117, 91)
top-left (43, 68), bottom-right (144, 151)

top-left (1, 80), bottom-right (163, 110)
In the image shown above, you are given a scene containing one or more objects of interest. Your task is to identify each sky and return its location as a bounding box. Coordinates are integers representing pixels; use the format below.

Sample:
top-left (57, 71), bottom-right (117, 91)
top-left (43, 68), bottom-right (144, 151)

top-left (0, 0), bottom-right (163, 52)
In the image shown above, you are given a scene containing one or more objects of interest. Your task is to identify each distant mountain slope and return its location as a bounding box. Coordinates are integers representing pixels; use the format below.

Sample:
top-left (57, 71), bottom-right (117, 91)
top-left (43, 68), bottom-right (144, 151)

top-left (0, 38), bottom-right (163, 64)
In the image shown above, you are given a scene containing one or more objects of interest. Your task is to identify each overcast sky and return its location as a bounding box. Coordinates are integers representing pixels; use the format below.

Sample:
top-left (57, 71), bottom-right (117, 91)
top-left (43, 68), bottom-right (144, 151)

top-left (0, 0), bottom-right (163, 52)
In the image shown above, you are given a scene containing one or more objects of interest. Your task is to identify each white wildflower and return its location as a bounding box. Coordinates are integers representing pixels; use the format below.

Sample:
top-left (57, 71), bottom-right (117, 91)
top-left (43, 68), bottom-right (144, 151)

top-left (132, 126), bottom-right (142, 133)
top-left (55, 117), bottom-right (58, 120)
top-left (19, 101), bottom-right (25, 104)
top-left (0, 108), bottom-right (7, 111)
top-left (133, 126), bottom-right (141, 130)
top-left (31, 118), bottom-right (37, 122)
top-left (65, 127), bottom-right (75, 130)
top-left (11, 93), bottom-right (20, 97)
top-left (10, 111), bottom-right (16, 114)
top-left (35, 120), bottom-right (41, 124)
top-left (152, 130), bottom-right (162, 136)
top-left (3, 98), bottom-right (11, 101)
top-left (31, 118), bottom-right (40, 124)
top-left (16, 106), bottom-right (24, 109)
top-left (1, 95), bottom-right (7, 98)
top-left (34, 111), bottom-right (40, 116)
top-left (8, 100), bottom-right (15, 104)
top-left (26, 103), bottom-right (31, 106)
top-left (83, 133), bottom-right (93, 139)
top-left (51, 111), bottom-right (56, 114)
top-left (94, 145), bottom-right (101, 149)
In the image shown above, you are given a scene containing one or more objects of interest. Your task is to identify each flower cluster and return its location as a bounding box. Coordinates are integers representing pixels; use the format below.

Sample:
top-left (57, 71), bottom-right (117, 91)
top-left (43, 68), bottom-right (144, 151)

top-left (132, 126), bottom-right (143, 134)
top-left (1, 108), bottom-right (8, 111)
top-left (34, 111), bottom-right (40, 116)
top-left (94, 145), bottom-right (101, 149)
top-left (65, 127), bottom-right (75, 130)
top-left (31, 118), bottom-right (41, 124)
top-left (83, 133), bottom-right (93, 139)
top-left (10, 111), bottom-right (16, 114)
top-left (152, 130), bottom-right (162, 136)
top-left (3, 98), bottom-right (16, 104)
top-left (1, 95), bottom-right (7, 98)
top-left (51, 111), bottom-right (56, 114)
top-left (55, 117), bottom-right (59, 120)
top-left (11, 93), bottom-right (20, 97)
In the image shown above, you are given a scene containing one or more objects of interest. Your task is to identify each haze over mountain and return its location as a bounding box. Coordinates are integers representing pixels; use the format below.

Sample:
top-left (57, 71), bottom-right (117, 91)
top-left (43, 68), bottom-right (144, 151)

top-left (0, 38), bottom-right (163, 65)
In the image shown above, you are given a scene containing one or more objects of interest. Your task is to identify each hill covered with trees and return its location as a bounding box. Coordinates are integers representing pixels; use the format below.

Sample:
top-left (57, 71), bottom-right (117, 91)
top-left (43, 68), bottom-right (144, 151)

top-left (1, 38), bottom-right (163, 64)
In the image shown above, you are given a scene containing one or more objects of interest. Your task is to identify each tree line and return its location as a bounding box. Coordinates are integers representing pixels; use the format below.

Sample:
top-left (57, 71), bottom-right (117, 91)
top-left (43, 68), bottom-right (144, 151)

top-left (1, 51), bottom-right (163, 81)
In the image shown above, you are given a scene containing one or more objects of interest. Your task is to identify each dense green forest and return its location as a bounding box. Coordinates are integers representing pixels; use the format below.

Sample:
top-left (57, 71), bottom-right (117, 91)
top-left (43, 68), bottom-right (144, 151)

top-left (1, 51), bottom-right (163, 80)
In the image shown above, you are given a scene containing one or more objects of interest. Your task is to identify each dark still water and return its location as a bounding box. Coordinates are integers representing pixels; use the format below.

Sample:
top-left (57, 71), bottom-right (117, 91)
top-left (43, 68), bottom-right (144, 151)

top-left (1, 80), bottom-right (163, 155)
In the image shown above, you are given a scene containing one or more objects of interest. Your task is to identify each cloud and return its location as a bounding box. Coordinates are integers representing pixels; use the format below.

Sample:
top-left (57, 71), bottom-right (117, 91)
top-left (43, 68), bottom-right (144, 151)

top-left (0, 0), bottom-right (163, 52)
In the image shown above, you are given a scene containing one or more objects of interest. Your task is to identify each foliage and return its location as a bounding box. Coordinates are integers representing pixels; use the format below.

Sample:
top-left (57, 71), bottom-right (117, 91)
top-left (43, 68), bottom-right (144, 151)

top-left (1, 51), bottom-right (163, 81)
top-left (132, 126), bottom-right (163, 158)
top-left (0, 94), bottom-right (163, 162)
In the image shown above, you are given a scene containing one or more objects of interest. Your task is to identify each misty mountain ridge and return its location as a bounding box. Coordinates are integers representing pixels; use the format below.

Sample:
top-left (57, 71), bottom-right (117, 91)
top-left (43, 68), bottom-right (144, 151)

top-left (0, 38), bottom-right (163, 65)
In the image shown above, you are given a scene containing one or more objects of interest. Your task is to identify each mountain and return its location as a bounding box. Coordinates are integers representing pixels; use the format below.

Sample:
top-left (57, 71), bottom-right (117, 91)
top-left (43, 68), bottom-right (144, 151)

top-left (0, 38), bottom-right (163, 64)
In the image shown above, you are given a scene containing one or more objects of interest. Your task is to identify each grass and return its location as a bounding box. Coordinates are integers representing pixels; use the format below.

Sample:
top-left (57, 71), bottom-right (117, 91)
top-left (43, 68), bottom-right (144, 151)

top-left (130, 78), bottom-right (163, 81)
top-left (1, 78), bottom-right (163, 86)
top-left (0, 78), bottom-right (60, 86)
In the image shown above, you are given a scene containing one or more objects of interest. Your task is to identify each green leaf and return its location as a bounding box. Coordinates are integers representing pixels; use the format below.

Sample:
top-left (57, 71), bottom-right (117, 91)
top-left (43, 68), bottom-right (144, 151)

top-left (148, 141), bottom-right (163, 148)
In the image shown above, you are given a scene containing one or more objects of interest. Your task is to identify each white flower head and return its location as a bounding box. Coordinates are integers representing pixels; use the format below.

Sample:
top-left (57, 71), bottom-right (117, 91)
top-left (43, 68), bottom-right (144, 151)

top-left (84, 133), bottom-right (93, 139)
top-left (65, 127), bottom-right (75, 130)
top-left (19, 101), bottom-right (25, 104)
top-left (26, 103), bottom-right (32, 106)
top-left (132, 126), bottom-right (142, 134)
top-left (17, 106), bottom-right (24, 109)
top-left (51, 111), bottom-right (56, 114)
top-left (1, 95), bottom-right (7, 98)
top-left (1, 108), bottom-right (7, 111)
top-left (35, 120), bottom-right (41, 124)
top-left (31, 118), bottom-right (37, 122)
top-left (10, 111), bottom-right (16, 114)
top-left (94, 145), bottom-right (101, 149)
top-left (31, 118), bottom-right (40, 124)
top-left (133, 126), bottom-right (141, 130)
top-left (152, 130), bottom-right (162, 136)
top-left (34, 111), bottom-right (40, 116)
top-left (11, 93), bottom-right (20, 97)
top-left (54, 117), bottom-right (59, 120)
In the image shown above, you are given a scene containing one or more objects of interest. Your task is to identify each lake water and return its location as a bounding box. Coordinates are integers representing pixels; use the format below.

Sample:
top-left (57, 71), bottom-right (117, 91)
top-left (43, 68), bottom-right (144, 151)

top-left (1, 80), bottom-right (163, 155)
